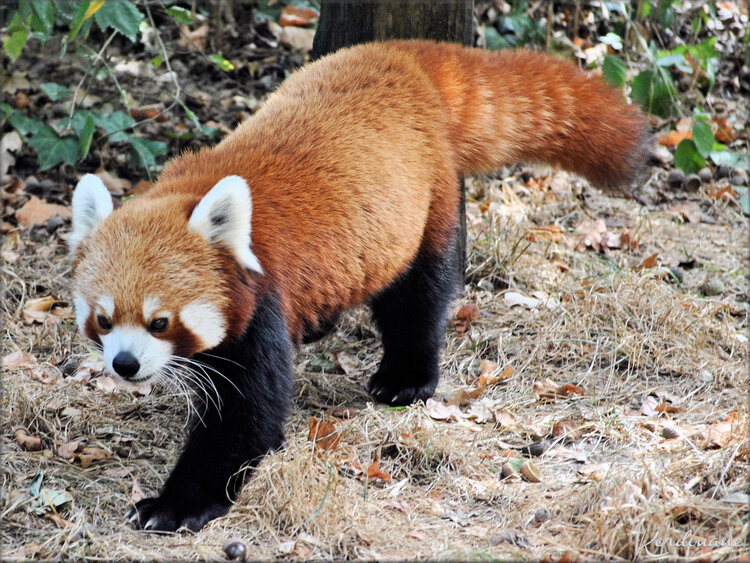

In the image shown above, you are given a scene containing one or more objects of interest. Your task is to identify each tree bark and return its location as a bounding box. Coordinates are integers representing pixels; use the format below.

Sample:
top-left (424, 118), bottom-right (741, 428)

top-left (311, 0), bottom-right (474, 288)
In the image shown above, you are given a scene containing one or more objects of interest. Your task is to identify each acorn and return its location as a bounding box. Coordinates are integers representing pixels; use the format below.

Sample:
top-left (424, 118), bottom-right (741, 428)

top-left (223, 539), bottom-right (247, 561)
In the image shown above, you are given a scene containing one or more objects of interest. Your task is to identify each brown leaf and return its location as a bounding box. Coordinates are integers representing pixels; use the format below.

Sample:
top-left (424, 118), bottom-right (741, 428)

top-left (279, 5), bottom-right (319, 26)
top-left (15, 196), bottom-right (71, 227)
top-left (3, 350), bottom-right (37, 369)
top-left (711, 117), bottom-right (734, 143)
top-left (22, 295), bottom-right (56, 324)
top-left (702, 412), bottom-right (741, 449)
top-left (424, 398), bottom-right (463, 421)
top-left (308, 416), bottom-right (340, 452)
top-left (525, 224), bottom-right (564, 243)
top-left (494, 409), bottom-right (518, 429)
top-left (447, 386), bottom-right (483, 405)
top-left (454, 304), bottom-right (480, 334)
top-left (571, 219), bottom-right (606, 252)
top-left (365, 460), bottom-right (391, 483)
top-left (131, 478), bottom-right (146, 503)
top-left (44, 512), bottom-right (70, 528)
top-left (479, 363), bottom-right (512, 387)
top-left (56, 440), bottom-right (81, 459)
top-left (95, 169), bottom-right (131, 197)
top-left (533, 378), bottom-right (584, 401)
top-left (658, 129), bottom-right (692, 147)
top-left (129, 105), bottom-right (167, 122)
top-left (74, 446), bottom-right (112, 468)
top-left (179, 24), bottom-right (208, 50)
top-left (15, 428), bottom-right (42, 451)
top-left (552, 419), bottom-right (582, 440)
top-left (634, 252), bottom-right (659, 271)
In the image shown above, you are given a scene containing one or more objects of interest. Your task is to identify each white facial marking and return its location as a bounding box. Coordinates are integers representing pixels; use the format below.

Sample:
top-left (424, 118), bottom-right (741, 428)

top-left (143, 295), bottom-right (162, 321)
top-left (97, 294), bottom-right (115, 317)
top-left (180, 300), bottom-right (226, 350)
top-left (101, 325), bottom-right (173, 382)
top-left (73, 292), bottom-right (90, 333)
top-left (188, 175), bottom-right (263, 274)
top-left (69, 174), bottom-right (113, 255)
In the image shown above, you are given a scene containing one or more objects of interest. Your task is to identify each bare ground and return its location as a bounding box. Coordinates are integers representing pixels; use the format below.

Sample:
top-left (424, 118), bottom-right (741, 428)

top-left (2, 161), bottom-right (748, 560)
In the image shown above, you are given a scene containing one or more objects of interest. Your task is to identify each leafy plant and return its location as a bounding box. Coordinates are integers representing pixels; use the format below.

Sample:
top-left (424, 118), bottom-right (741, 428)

top-left (1, 0), bottom-right (220, 173)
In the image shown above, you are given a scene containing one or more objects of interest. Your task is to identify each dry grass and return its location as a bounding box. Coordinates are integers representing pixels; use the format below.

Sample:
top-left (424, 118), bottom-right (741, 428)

top-left (2, 169), bottom-right (748, 560)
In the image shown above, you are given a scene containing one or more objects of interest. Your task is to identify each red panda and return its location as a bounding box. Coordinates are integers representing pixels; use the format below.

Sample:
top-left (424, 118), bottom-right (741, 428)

top-left (69, 41), bottom-right (649, 532)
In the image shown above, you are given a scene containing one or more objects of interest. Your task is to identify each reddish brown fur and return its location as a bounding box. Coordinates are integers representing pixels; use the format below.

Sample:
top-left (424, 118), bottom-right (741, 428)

top-left (77, 41), bottom-right (648, 345)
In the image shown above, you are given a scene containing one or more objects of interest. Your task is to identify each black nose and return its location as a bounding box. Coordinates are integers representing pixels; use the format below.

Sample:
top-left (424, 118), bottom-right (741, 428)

top-left (112, 351), bottom-right (140, 379)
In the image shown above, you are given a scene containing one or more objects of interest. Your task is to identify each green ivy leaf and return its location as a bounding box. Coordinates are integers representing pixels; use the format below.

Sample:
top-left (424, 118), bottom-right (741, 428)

top-left (602, 56), bottom-right (626, 88)
top-left (692, 121), bottom-right (714, 158)
top-left (710, 150), bottom-right (750, 171)
top-left (128, 137), bottom-right (167, 168)
top-left (68, 0), bottom-right (90, 41)
top-left (40, 82), bottom-right (72, 101)
top-left (674, 139), bottom-right (705, 175)
top-left (166, 6), bottom-right (193, 25)
top-left (7, 110), bottom-right (46, 137)
top-left (485, 26), bottom-right (504, 51)
top-left (30, 0), bottom-right (55, 39)
top-left (77, 114), bottom-right (96, 158)
top-left (94, 0), bottom-right (143, 42)
top-left (28, 125), bottom-right (80, 170)
top-left (94, 111), bottom-right (135, 143)
top-left (631, 69), bottom-right (675, 118)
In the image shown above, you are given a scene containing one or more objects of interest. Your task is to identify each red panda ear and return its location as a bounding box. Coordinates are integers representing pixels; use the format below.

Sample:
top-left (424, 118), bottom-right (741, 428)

top-left (70, 174), bottom-right (113, 255)
top-left (188, 175), bottom-right (263, 274)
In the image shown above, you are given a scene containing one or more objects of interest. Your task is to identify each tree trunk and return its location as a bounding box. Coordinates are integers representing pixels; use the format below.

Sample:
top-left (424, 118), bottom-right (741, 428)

top-left (311, 0), bottom-right (474, 289)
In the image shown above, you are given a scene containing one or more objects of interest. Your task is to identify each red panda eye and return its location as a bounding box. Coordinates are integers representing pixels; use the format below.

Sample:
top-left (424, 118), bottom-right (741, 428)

top-left (149, 317), bottom-right (168, 333)
top-left (97, 315), bottom-right (112, 330)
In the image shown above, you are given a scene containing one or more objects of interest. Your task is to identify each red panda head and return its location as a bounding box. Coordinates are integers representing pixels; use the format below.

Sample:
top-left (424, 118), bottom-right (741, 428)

top-left (69, 174), bottom-right (262, 384)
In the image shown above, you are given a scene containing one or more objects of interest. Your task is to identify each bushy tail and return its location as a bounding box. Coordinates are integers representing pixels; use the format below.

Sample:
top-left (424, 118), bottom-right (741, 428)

top-left (394, 41), bottom-right (650, 192)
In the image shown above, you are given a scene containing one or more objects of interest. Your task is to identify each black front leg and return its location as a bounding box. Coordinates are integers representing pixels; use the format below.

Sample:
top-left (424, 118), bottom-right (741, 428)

top-left (128, 291), bottom-right (293, 532)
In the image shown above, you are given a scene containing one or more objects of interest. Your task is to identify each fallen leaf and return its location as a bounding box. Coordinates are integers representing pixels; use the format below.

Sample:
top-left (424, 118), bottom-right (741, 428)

top-left (533, 378), bottom-right (584, 401)
top-left (95, 169), bottom-right (131, 197)
top-left (634, 253), bottom-right (659, 270)
top-left (56, 440), bottom-right (80, 460)
top-left (711, 117), bottom-right (734, 143)
top-left (479, 362), bottom-right (512, 387)
top-left (308, 416), bottom-right (340, 452)
top-left (279, 5), bottom-right (319, 26)
top-left (571, 219), bottom-right (607, 252)
top-left (1, 131), bottom-right (22, 178)
top-left (179, 24), bottom-right (208, 50)
top-left (466, 400), bottom-right (495, 424)
top-left (552, 419), bottom-right (582, 440)
top-left (15, 196), bottom-right (71, 227)
top-left (701, 412), bottom-right (741, 449)
top-left (578, 463), bottom-right (610, 482)
top-left (3, 350), bottom-right (38, 369)
top-left (525, 224), bottom-right (564, 243)
top-left (131, 478), bottom-right (145, 503)
top-left (494, 409), bottom-right (518, 429)
top-left (129, 105), bottom-right (167, 122)
top-left (279, 26), bottom-right (315, 52)
top-left (366, 460), bottom-right (391, 483)
top-left (1, 250), bottom-right (20, 262)
top-left (15, 428), bottom-right (42, 451)
top-left (335, 351), bottom-right (361, 377)
top-left (658, 129), bottom-right (692, 146)
top-left (22, 296), bottom-right (56, 323)
top-left (504, 291), bottom-right (541, 309)
top-left (74, 445), bottom-right (112, 469)
top-left (424, 398), bottom-right (463, 421)
top-left (95, 375), bottom-right (151, 395)
top-left (454, 304), bottom-right (480, 334)
top-left (447, 386), bottom-right (483, 405)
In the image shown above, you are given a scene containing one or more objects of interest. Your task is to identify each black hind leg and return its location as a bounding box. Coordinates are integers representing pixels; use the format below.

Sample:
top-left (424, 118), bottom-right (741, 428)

top-left (368, 240), bottom-right (458, 406)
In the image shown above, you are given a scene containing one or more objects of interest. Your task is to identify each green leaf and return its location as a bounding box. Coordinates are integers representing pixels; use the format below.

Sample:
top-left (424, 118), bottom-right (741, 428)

top-left (692, 121), bottom-right (714, 157)
top-left (94, 0), bottom-right (143, 42)
top-left (53, 0), bottom-right (80, 22)
top-left (94, 111), bottom-right (135, 143)
top-left (8, 110), bottom-right (46, 137)
top-left (40, 82), bottom-right (72, 101)
top-left (710, 150), bottom-right (750, 171)
top-left (31, 488), bottom-right (73, 515)
top-left (31, 0), bottom-right (55, 39)
top-left (3, 29), bottom-right (30, 62)
top-left (674, 139), bottom-right (705, 174)
top-left (29, 470), bottom-right (44, 497)
top-left (631, 69), bottom-right (675, 118)
top-left (128, 137), bottom-right (167, 168)
top-left (77, 114), bottom-right (96, 158)
top-left (148, 54), bottom-right (163, 68)
top-left (28, 125), bottom-right (80, 170)
top-left (68, 0), bottom-right (90, 41)
top-left (210, 54), bottom-right (235, 72)
top-left (485, 26), bottom-right (504, 51)
top-left (602, 56), bottom-right (626, 88)
top-left (166, 6), bottom-right (193, 24)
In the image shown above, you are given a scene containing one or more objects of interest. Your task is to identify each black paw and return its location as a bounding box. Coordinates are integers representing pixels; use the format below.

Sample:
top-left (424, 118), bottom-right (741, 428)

top-left (367, 368), bottom-right (438, 406)
top-left (127, 496), bottom-right (230, 532)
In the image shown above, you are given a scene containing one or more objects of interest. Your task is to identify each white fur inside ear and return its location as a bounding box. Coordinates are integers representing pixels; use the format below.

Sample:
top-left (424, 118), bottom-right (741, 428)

top-left (69, 174), bottom-right (113, 254)
top-left (180, 301), bottom-right (226, 350)
top-left (188, 175), bottom-right (263, 273)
